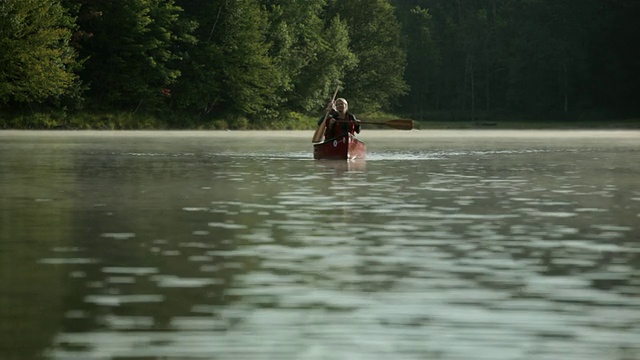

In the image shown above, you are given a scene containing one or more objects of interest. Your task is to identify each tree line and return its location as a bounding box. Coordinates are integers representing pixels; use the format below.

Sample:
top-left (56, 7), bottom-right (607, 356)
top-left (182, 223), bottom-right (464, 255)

top-left (1, 0), bottom-right (638, 128)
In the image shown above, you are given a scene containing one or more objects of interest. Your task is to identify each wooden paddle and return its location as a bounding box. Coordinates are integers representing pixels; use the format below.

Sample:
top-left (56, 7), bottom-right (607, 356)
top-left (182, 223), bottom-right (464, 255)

top-left (312, 85), bottom-right (340, 143)
top-left (338, 118), bottom-right (415, 130)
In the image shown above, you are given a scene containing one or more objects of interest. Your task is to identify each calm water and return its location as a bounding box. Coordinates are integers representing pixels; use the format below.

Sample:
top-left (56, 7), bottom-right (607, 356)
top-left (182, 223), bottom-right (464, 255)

top-left (1, 130), bottom-right (639, 360)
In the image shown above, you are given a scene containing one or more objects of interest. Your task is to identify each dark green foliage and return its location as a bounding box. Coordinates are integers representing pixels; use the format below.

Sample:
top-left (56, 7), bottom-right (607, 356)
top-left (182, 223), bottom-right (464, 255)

top-left (74, 0), bottom-right (191, 111)
top-left (287, 14), bottom-right (356, 114)
top-left (399, 6), bottom-right (438, 119)
top-left (392, 0), bottom-right (640, 120)
top-left (171, 0), bottom-right (277, 122)
top-left (589, 1), bottom-right (640, 113)
top-left (261, 0), bottom-right (356, 113)
top-left (1, 0), bottom-right (639, 128)
top-left (327, 0), bottom-right (408, 113)
top-left (0, 0), bottom-right (80, 105)
top-left (214, 0), bottom-right (276, 116)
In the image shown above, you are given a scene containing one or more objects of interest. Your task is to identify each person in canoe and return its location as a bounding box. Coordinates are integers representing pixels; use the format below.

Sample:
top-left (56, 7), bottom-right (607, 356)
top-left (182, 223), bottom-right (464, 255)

top-left (317, 98), bottom-right (361, 140)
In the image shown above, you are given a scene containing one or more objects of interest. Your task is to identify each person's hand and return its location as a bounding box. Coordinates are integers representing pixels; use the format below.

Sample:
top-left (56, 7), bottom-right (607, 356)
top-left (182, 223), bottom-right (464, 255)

top-left (325, 101), bottom-right (335, 112)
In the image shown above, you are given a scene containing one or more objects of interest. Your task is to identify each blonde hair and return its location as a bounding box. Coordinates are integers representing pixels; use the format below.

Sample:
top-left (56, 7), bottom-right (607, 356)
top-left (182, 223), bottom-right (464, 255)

top-left (335, 98), bottom-right (348, 109)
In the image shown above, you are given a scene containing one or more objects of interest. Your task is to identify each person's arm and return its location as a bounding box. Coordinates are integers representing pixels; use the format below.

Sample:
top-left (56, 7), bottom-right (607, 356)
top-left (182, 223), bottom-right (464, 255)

top-left (325, 111), bottom-right (339, 128)
top-left (318, 101), bottom-right (337, 126)
top-left (352, 114), bottom-right (361, 133)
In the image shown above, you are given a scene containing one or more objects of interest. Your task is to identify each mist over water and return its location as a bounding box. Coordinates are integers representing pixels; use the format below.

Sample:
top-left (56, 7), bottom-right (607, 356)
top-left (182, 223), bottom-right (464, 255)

top-left (1, 130), bottom-right (639, 360)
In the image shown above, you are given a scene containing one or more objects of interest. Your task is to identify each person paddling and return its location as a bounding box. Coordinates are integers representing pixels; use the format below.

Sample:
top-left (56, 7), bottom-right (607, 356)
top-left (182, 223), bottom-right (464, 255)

top-left (317, 98), bottom-right (361, 140)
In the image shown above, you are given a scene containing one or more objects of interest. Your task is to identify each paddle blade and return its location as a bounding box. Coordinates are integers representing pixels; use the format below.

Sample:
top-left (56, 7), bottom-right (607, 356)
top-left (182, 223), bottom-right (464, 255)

top-left (312, 118), bottom-right (327, 142)
top-left (383, 119), bottom-right (414, 130)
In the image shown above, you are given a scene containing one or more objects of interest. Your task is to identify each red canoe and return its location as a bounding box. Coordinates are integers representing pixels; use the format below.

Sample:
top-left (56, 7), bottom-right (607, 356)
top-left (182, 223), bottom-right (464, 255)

top-left (313, 133), bottom-right (366, 160)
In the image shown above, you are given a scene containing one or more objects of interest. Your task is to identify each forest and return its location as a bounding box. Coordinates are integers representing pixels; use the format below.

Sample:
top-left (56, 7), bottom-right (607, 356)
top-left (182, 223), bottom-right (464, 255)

top-left (0, 0), bottom-right (639, 129)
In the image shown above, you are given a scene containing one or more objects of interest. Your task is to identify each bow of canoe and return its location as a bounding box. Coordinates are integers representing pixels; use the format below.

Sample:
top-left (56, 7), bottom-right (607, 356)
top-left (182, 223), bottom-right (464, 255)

top-left (313, 133), bottom-right (366, 160)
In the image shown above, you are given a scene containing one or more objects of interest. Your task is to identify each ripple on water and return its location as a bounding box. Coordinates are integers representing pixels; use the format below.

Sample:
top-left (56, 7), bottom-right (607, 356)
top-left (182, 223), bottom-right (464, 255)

top-left (101, 315), bottom-right (155, 330)
top-left (100, 232), bottom-right (136, 240)
top-left (151, 275), bottom-right (222, 288)
top-left (168, 316), bottom-right (227, 331)
top-left (207, 222), bottom-right (248, 229)
top-left (84, 294), bottom-right (164, 307)
top-left (518, 209), bottom-right (577, 218)
top-left (101, 266), bottom-right (158, 276)
top-left (38, 258), bottom-right (98, 265)
top-left (24, 132), bottom-right (640, 360)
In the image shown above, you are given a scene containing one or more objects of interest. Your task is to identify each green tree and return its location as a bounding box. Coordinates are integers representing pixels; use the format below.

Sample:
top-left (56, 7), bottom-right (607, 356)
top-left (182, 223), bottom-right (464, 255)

top-left (392, 0), bottom-right (619, 119)
top-left (0, 0), bottom-right (80, 106)
top-left (220, 0), bottom-right (275, 116)
top-left (173, 0), bottom-right (277, 121)
top-left (401, 0), bottom-right (496, 115)
top-left (327, 0), bottom-right (408, 113)
top-left (261, 0), bottom-right (356, 113)
top-left (76, 0), bottom-right (191, 111)
top-left (396, 6), bottom-right (439, 119)
top-left (500, 0), bottom-right (595, 115)
top-left (590, 0), bottom-right (640, 115)
top-left (298, 15), bottom-right (357, 111)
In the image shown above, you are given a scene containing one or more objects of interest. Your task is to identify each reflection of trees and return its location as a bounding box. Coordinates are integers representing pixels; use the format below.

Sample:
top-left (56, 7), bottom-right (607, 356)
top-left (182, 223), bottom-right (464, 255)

top-left (0, 149), bottom-right (74, 359)
top-left (71, 153), bottom-right (248, 328)
top-left (59, 153), bottom-right (325, 332)
top-left (4, 135), bottom-right (637, 359)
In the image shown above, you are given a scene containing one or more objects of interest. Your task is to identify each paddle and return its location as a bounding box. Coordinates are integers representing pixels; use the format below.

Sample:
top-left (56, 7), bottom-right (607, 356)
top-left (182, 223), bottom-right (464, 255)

top-left (312, 85), bottom-right (340, 143)
top-left (338, 118), bottom-right (415, 130)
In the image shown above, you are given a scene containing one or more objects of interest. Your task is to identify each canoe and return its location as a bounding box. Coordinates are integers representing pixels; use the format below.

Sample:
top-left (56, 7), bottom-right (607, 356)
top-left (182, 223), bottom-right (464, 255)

top-left (313, 133), bottom-right (366, 160)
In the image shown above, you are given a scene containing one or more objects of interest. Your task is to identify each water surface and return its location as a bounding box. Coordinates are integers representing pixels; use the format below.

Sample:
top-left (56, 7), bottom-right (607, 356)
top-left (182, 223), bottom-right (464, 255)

top-left (1, 130), bottom-right (639, 360)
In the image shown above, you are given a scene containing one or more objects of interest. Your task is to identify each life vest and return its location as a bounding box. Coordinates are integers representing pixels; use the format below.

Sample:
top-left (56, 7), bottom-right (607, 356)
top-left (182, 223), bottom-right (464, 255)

top-left (324, 113), bottom-right (360, 140)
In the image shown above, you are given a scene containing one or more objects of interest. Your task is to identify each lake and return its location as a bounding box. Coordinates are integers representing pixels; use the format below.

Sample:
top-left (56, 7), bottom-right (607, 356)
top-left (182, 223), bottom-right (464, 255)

top-left (1, 130), bottom-right (639, 360)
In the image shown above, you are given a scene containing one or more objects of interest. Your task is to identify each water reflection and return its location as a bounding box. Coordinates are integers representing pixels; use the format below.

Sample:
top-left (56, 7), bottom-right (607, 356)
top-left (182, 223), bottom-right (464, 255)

top-left (0, 131), bottom-right (638, 360)
top-left (315, 159), bottom-right (367, 173)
